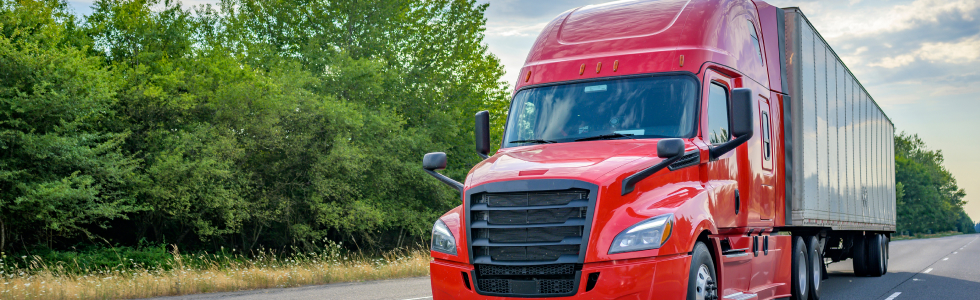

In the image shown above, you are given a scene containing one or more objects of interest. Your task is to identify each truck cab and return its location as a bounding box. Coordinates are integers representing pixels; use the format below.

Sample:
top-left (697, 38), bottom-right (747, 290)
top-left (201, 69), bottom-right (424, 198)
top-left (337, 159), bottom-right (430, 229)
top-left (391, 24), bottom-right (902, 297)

top-left (424, 1), bottom-right (894, 299)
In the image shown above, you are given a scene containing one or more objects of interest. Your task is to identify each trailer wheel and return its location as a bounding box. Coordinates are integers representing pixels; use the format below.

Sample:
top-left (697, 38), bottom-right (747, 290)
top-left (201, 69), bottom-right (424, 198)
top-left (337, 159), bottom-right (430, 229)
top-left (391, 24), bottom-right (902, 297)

top-left (883, 235), bottom-right (889, 274)
top-left (791, 236), bottom-right (810, 300)
top-left (806, 236), bottom-right (822, 300)
top-left (688, 242), bottom-right (718, 300)
top-left (852, 234), bottom-right (868, 277)
top-left (867, 234), bottom-right (887, 277)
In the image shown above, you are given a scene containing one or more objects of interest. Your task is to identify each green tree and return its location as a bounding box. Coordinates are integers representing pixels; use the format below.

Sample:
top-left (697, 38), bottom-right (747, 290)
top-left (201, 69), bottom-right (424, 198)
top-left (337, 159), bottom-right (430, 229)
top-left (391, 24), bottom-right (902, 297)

top-left (0, 0), bottom-right (510, 254)
top-left (0, 0), bottom-right (144, 250)
top-left (895, 133), bottom-right (972, 233)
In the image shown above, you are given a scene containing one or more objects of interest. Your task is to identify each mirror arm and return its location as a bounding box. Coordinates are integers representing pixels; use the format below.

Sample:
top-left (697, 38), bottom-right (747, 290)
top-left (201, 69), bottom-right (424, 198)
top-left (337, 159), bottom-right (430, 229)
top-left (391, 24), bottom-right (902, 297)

top-left (708, 132), bottom-right (753, 161)
top-left (477, 153), bottom-right (489, 160)
top-left (622, 154), bottom-right (684, 196)
top-left (424, 169), bottom-right (464, 193)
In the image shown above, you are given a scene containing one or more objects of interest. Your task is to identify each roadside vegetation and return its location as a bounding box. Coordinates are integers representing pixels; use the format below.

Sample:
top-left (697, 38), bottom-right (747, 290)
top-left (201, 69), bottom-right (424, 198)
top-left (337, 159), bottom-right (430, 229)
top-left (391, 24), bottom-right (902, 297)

top-left (895, 134), bottom-right (974, 234)
top-left (0, 0), bottom-right (503, 264)
top-left (0, 242), bottom-right (429, 299)
top-left (891, 231), bottom-right (974, 241)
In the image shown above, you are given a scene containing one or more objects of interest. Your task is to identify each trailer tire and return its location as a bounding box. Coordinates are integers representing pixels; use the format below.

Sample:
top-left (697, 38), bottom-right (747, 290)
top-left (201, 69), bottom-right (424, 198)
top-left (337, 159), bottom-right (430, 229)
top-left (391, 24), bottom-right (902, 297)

top-left (791, 236), bottom-right (810, 300)
top-left (852, 234), bottom-right (868, 277)
top-left (687, 242), bottom-right (718, 300)
top-left (883, 235), bottom-right (889, 274)
top-left (867, 234), bottom-right (887, 277)
top-left (806, 236), bottom-right (822, 300)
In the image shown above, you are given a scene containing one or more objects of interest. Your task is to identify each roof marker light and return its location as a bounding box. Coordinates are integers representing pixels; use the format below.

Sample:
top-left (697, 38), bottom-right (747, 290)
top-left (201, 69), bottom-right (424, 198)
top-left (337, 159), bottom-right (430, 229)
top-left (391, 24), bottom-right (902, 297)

top-left (596, 62), bottom-right (602, 74)
top-left (613, 60), bottom-right (619, 72)
top-left (525, 70), bottom-right (532, 82)
top-left (579, 64), bottom-right (586, 75)
top-left (680, 55), bottom-right (685, 67)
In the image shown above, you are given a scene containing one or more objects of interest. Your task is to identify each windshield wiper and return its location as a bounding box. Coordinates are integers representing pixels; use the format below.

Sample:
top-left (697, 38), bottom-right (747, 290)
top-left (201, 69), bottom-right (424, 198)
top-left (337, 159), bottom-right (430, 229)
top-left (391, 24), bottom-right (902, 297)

top-left (509, 139), bottom-right (557, 144)
top-left (575, 133), bottom-right (635, 142)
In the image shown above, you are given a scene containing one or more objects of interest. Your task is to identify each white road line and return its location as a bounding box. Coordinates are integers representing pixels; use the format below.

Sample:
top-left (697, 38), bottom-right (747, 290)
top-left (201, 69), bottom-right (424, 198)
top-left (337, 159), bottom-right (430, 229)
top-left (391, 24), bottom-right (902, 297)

top-left (923, 268), bottom-right (933, 273)
top-left (942, 257), bottom-right (949, 261)
top-left (885, 292), bottom-right (902, 300)
top-left (953, 251), bottom-right (958, 254)
top-left (400, 297), bottom-right (433, 300)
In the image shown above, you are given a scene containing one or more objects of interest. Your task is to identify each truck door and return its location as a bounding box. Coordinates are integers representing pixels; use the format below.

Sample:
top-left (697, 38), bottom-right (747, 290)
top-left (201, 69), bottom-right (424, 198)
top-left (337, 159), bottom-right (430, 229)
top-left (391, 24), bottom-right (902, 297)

top-left (701, 70), bottom-right (753, 294)
top-left (701, 70), bottom-right (743, 229)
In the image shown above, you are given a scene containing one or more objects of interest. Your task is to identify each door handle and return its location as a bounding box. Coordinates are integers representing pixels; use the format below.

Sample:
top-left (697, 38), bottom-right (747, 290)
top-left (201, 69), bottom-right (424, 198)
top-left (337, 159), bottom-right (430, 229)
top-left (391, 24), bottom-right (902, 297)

top-left (734, 189), bottom-right (741, 215)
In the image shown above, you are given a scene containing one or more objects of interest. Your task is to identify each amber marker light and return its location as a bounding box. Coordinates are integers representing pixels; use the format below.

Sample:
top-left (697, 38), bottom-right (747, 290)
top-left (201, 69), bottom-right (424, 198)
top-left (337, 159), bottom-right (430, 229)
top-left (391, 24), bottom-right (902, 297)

top-left (613, 60), bottom-right (619, 72)
top-left (661, 218), bottom-right (673, 245)
top-left (679, 55), bottom-right (685, 67)
top-left (579, 64), bottom-right (586, 75)
top-left (525, 70), bottom-right (532, 82)
top-left (596, 62), bottom-right (602, 73)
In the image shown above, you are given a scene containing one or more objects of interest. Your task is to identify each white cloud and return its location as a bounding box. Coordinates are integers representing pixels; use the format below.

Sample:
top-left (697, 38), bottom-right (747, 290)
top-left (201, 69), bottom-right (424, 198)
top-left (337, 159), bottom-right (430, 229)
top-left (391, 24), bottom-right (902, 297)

top-left (870, 35), bottom-right (980, 68)
top-left (781, 0), bottom-right (980, 41)
top-left (484, 22), bottom-right (550, 38)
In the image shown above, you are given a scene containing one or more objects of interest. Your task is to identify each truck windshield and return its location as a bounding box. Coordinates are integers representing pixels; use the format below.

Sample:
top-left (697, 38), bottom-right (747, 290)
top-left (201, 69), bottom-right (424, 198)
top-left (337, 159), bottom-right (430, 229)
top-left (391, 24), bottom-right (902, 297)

top-left (503, 75), bottom-right (698, 147)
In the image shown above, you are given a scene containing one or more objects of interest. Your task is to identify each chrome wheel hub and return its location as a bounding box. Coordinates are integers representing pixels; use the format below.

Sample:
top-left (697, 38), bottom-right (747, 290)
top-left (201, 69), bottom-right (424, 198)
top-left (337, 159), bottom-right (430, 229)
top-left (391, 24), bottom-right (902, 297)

top-left (695, 264), bottom-right (718, 300)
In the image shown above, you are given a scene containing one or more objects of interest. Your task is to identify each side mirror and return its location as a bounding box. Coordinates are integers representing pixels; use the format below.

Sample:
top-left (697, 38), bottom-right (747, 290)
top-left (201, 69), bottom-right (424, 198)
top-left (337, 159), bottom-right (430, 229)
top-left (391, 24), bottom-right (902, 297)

top-left (423, 152), bottom-right (448, 171)
top-left (709, 88), bottom-right (755, 160)
top-left (657, 138), bottom-right (685, 159)
top-left (475, 111), bottom-right (490, 159)
top-left (422, 152), bottom-right (463, 192)
top-left (730, 88), bottom-right (754, 137)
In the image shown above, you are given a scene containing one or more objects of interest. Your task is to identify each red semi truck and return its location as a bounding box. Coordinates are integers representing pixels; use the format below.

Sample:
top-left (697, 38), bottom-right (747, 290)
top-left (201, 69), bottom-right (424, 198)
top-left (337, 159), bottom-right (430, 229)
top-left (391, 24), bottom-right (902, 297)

top-left (422, 0), bottom-right (896, 299)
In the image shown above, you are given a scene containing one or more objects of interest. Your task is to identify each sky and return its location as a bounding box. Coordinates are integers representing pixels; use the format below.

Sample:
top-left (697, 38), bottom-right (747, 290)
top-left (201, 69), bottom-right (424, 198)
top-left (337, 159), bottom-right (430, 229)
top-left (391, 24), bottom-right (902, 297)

top-left (66, 0), bottom-right (980, 222)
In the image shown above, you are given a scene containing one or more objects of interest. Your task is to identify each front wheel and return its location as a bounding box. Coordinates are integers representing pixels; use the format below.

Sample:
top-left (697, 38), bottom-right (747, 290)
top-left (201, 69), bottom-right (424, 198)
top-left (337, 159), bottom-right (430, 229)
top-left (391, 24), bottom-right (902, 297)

top-left (688, 241), bottom-right (718, 300)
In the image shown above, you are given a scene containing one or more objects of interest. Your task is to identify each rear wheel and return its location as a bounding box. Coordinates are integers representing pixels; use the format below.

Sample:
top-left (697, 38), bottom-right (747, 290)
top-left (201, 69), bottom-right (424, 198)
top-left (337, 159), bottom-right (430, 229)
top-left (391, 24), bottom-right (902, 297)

top-left (867, 234), bottom-right (887, 277)
top-left (852, 234), bottom-right (868, 277)
top-left (688, 242), bottom-right (718, 300)
top-left (806, 236), bottom-right (822, 300)
top-left (791, 236), bottom-right (810, 300)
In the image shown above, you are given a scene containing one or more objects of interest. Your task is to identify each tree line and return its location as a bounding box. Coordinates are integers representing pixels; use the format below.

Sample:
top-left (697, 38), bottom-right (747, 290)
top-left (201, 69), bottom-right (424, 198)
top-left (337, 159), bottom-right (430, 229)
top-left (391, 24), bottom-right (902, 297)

top-left (0, 0), bottom-right (508, 253)
top-left (0, 0), bottom-right (972, 256)
top-left (895, 133), bottom-right (973, 234)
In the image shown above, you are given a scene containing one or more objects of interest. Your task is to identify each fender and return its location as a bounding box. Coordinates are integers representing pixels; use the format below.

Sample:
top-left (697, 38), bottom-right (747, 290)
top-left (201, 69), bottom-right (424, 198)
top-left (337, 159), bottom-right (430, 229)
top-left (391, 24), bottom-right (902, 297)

top-left (590, 168), bottom-right (711, 262)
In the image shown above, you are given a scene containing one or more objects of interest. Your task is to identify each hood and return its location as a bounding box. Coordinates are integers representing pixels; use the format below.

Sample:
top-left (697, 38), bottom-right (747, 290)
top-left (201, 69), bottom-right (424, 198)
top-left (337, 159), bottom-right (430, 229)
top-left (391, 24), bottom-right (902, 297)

top-left (466, 140), bottom-right (667, 187)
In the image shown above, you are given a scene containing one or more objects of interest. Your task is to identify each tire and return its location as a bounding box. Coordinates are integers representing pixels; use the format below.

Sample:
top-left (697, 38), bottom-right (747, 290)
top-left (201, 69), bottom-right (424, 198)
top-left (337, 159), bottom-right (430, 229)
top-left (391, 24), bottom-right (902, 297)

top-left (852, 234), bottom-right (868, 277)
top-left (806, 236), bottom-right (822, 300)
top-left (791, 236), bottom-right (810, 300)
top-left (883, 235), bottom-right (889, 274)
top-left (688, 241), bottom-right (718, 300)
top-left (867, 234), bottom-right (886, 277)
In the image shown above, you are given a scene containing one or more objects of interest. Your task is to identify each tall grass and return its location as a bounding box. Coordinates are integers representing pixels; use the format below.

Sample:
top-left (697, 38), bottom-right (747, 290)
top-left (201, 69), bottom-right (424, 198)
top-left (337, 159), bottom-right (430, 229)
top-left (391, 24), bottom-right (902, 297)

top-left (0, 242), bottom-right (430, 299)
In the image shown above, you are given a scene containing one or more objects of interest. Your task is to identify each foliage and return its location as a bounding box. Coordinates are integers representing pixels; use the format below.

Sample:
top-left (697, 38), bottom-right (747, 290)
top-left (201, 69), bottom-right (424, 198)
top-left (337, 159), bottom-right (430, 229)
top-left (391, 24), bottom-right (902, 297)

top-left (0, 0), bottom-right (509, 254)
top-left (894, 133), bottom-right (973, 234)
top-left (0, 0), bottom-right (145, 250)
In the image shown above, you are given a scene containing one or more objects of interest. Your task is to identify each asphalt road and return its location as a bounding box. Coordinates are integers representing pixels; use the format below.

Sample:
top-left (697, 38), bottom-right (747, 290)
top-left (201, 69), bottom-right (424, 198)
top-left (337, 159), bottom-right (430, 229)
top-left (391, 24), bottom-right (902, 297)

top-left (151, 234), bottom-right (979, 300)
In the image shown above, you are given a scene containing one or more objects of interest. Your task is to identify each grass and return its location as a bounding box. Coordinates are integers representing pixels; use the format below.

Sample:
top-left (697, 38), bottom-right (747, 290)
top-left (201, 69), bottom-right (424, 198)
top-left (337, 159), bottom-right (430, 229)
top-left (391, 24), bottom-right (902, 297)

top-left (0, 242), bottom-right (430, 299)
top-left (891, 231), bottom-right (974, 241)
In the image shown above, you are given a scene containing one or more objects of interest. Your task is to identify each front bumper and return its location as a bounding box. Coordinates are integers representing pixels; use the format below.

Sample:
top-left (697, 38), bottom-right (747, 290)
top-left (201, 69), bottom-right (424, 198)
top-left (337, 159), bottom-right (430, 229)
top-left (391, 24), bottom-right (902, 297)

top-left (430, 254), bottom-right (691, 300)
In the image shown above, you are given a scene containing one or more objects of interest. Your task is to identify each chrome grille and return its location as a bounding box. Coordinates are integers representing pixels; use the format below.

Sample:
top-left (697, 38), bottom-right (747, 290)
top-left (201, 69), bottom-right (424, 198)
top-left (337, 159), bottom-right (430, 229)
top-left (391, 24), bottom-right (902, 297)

top-left (468, 188), bottom-right (593, 297)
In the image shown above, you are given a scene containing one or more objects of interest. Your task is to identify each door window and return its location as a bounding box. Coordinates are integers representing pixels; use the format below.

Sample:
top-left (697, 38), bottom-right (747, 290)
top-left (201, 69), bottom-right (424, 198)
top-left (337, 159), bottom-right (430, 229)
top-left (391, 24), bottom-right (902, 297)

top-left (762, 111), bottom-right (772, 161)
top-left (707, 83), bottom-right (730, 144)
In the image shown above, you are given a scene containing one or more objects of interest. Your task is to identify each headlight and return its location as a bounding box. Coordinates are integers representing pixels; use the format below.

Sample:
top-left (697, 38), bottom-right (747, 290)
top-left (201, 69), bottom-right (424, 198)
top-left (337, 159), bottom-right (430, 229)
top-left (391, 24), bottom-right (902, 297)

top-left (431, 220), bottom-right (457, 255)
top-left (609, 214), bottom-right (674, 254)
